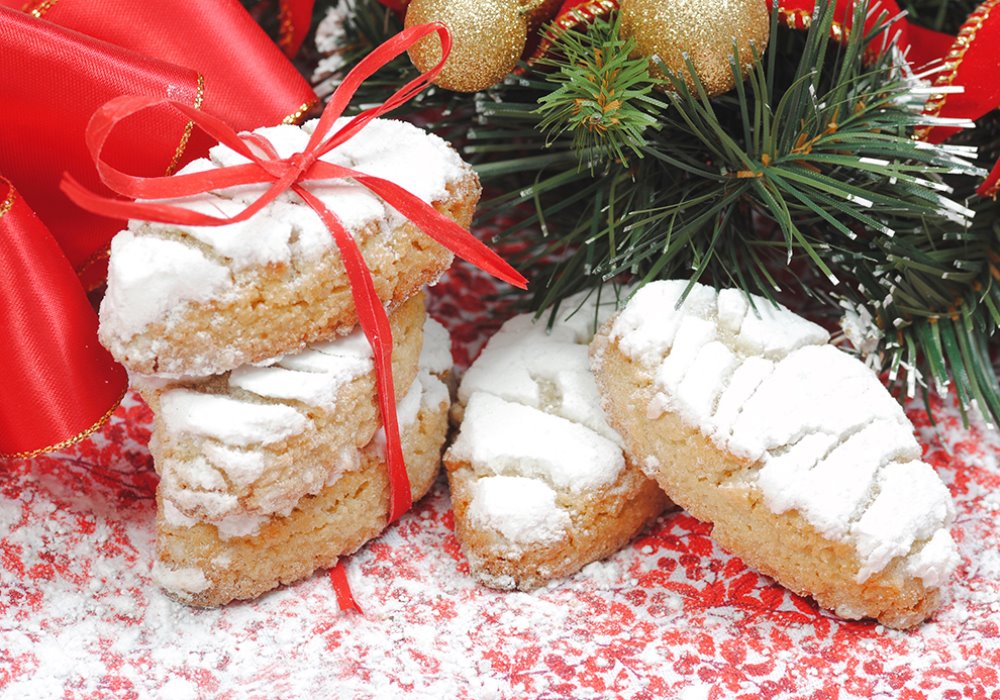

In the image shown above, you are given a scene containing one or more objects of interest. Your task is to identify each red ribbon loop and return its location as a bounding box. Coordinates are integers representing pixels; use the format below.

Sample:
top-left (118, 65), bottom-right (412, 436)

top-left (60, 22), bottom-right (526, 524)
top-left (0, 177), bottom-right (128, 459)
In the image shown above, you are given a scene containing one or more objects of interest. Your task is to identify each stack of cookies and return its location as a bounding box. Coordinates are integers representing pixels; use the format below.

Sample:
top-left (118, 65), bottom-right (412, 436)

top-left (99, 118), bottom-right (477, 605)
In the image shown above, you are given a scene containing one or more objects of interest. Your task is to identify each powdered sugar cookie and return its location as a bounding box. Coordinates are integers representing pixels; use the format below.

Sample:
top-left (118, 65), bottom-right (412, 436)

top-left (138, 293), bottom-right (426, 529)
top-left (445, 292), bottom-right (669, 590)
top-left (154, 318), bottom-right (453, 606)
top-left (100, 118), bottom-right (479, 378)
top-left (591, 280), bottom-right (959, 628)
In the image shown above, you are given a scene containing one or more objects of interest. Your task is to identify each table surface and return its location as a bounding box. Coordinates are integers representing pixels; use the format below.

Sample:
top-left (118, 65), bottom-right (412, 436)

top-left (2, 264), bottom-right (999, 699)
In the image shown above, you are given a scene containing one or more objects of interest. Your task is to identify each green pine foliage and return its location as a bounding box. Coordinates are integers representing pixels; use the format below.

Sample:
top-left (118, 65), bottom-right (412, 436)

top-left (534, 15), bottom-right (667, 168)
top-left (309, 0), bottom-right (998, 426)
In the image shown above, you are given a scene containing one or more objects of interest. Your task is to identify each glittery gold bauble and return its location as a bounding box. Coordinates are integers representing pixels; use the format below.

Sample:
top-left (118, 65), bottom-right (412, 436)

top-left (620, 0), bottom-right (770, 97)
top-left (405, 0), bottom-right (528, 93)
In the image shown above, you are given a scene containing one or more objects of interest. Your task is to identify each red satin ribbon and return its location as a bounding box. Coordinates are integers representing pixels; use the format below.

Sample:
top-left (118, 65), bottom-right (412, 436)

top-left (774, 0), bottom-right (954, 66)
top-left (0, 0), bottom-right (316, 287)
top-left (0, 177), bottom-right (128, 459)
top-left (60, 22), bottom-right (527, 524)
top-left (919, 0), bottom-right (1000, 173)
top-left (377, 0), bottom-right (411, 14)
top-left (278, 0), bottom-right (315, 57)
top-left (329, 561), bottom-right (363, 613)
top-left (276, 0), bottom-right (410, 55)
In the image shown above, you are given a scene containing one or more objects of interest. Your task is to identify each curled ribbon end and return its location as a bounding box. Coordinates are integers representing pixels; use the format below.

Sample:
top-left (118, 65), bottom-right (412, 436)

top-left (388, 488), bottom-right (414, 526)
top-left (329, 561), bottom-right (363, 614)
top-left (508, 272), bottom-right (529, 291)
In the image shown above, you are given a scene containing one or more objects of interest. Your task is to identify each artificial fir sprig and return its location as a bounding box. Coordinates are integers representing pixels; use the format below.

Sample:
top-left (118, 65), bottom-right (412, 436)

top-left (307, 0), bottom-right (999, 425)
top-left (534, 15), bottom-right (666, 168)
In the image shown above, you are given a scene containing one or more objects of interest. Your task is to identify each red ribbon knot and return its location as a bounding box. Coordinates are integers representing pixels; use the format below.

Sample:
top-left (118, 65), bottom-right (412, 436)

top-left (60, 22), bottom-right (527, 524)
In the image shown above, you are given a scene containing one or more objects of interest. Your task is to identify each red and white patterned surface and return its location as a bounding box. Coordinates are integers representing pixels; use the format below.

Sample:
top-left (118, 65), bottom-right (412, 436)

top-left (2, 263), bottom-right (999, 699)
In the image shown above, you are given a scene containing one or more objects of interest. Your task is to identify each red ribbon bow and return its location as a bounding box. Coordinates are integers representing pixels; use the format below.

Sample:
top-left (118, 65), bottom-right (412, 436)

top-left (60, 22), bottom-right (527, 524)
top-left (0, 1), bottom-right (317, 289)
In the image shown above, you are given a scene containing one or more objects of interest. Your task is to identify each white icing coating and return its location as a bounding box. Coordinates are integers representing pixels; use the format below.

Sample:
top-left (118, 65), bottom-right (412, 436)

top-left (157, 314), bottom-right (444, 530)
top-left (372, 317), bottom-right (453, 452)
top-left (611, 281), bottom-right (719, 368)
top-left (418, 369), bottom-right (450, 417)
top-left (229, 366), bottom-right (344, 406)
top-left (673, 341), bottom-right (738, 426)
top-left (609, 279), bottom-right (957, 585)
top-left (310, 326), bottom-right (374, 358)
top-left (458, 291), bottom-right (623, 443)
top-left (757, 419), bottom-right (921, 540)
top-left (705, 356), bottom-right (773, 445)
top-left (101, 117), bottom-right (467, 342)
top-left (227, 319), bottom-right (385, 405)
top-left (135, 193), bottom-right (295, 269)
top-left (159, 459), bottom-right (239, 521)
top-left (151, 562), bottom-right (210, 600)
top-left (161, 315), bottom-right (451, 536)
top-left (466, 476), bottom-right (571, 548)
top-left (277, 346), bottom-right (369, 376)
top-left (451, 290), bottom-right (635, 561)
top-left (306, 118), bottom-right (465, 206)
top-left (906, 529), bottom-right (961, 589)
top-left (450, 393), bottom-right (624, 493)
top-left (654, 316), bottom-right (718, 405)
top-left (728, 346), bottom-right (910, 462)
top-left (733, 298), bottom-right (830, 358)
top-left (851, 460), bottom-right (955, 582)
top-left (215, 512), bottom-right (270, 541)
top-left (421, 318), bottom-right (454, 376)
top-left (200, 445), bottom-right (267, 489)
top-left (716, 288), bottom-right (749, 334)
top-left (101, 232), bottom-right (232, 339)
top-left (397, 374), bottom-right (426, 428)
top-left (162, 501), bottom-right (198, 529)
top-left (159, 390), bottom-right (307, 447)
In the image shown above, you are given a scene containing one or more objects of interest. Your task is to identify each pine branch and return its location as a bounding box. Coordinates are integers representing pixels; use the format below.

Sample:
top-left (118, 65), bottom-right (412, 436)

top-left (534, 15), bottom-right (667, 168)
top-left (480, 2), bottom-right (998, 425)
top-left (311, 0), bottom-right (999, 426)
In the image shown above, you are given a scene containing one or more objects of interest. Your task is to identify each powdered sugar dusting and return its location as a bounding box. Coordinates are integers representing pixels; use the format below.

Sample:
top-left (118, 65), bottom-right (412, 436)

top-left (158, 391), bottom-right (307, 447)
top-left (450, 393), bottom-right (624, 493)
top-left (466, 476), bottom-right (571, 548)
top-left (1, 274), bottom-right (996, 698)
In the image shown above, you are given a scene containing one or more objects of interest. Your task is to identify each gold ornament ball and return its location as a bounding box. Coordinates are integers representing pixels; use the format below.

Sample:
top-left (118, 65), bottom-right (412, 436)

top-left (405, 0), bottom-right (528, 93)
top-left (620, 0), bottom-right (771, 97)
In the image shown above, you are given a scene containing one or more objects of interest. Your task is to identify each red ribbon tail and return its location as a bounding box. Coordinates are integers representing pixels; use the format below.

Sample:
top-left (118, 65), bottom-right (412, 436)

top-left (295, 186), bottom-right (414, 523)
top-left (359, 177), bottom-right (528, 290)
top-left (330, 560), bottom-right (363, 614)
